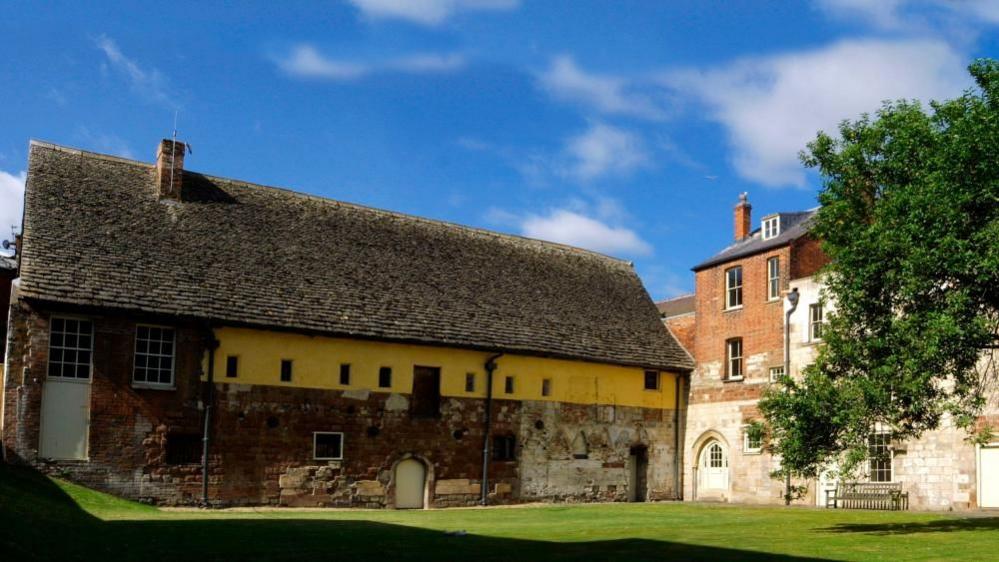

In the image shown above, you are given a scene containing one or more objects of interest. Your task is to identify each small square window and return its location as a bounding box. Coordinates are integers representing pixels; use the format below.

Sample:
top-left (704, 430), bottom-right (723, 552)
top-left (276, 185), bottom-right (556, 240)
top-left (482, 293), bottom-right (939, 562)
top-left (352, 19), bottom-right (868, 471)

top-left (133, 325), bottom-right (175, 387)
top-left (743, 426), bottom-right (763, 453)
top-left (379, 367), bottom-right (392, 388)
top-left (492, 434), bottom-right (516, 461)
top-left (769, 366), bottom-right (784, 382)
top-left (339, 364), bottom-right (351, 386)
top-left (504, 375), bottom-right (514, 394)
top-left (541, 378), bottom-right (552, 397)
top-left (465, 372), bottom-right (476, 393)
top-left (762, 216), bottom-right (781, 240)
top-left (314, 432), bottom-right (344, 460)
top-left (165, 433), bottom-right (202, 465)
top-left (280, 359), bottom-right (293, 382)
top-left (644, 370), bottom-right (660, 391)
top-left (226, 356), bottom-right (238, 378)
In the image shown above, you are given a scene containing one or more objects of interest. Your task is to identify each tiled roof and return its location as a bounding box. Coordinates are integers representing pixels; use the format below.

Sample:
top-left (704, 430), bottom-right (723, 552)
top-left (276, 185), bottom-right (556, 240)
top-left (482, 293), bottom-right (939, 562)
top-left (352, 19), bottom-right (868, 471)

top-left (656, 294), bottom-right (694, 318)
top-left (692, 210), bottom-right (817, 271)
top-left (18, 141), bottom-right (693, 372)
top-left (0, 254), bottom-right (15, 271)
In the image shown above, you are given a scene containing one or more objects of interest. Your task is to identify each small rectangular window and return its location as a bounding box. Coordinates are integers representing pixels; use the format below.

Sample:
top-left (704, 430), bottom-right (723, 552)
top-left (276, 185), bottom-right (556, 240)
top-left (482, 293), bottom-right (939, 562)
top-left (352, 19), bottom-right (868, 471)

top-left (48, 317), bottom-right (94, 380)
top-left (492, 434), bottom-right (516, 461)
top-left (743, 427), bottom-right (762, 453)
top-left (465, 372), bottom-right (476, 393)
top-left (165, 433), bottom-right (202, 465)
top-left (767, 257), bottom-right (780, 301)
top-left (769, 366), bottom-right (784, 382)
top-left (809, 304), bottom-right (824, 341)
top-left (379, 367), bottom-right (392, 388)
top-left (504, 375), bottom-right (514, 394)
top-left (280, 359), bottom-right (293, 382)
top-left (314, 432), bottom-right (344, 460)
top-left (339, 364), bottom-right (351, 385)
top-left (226, 356), bottom-right (238, 378)
top-left (762, 216), bottom-right (781, 240)
top-left (411, 366), bottom-right (441, 418)
top-left (133, 325), bottom-right (176, 387)
top-left (725, 266), bottom-right (743, 309)
top-left (644, 370), bottom-right (660, 391)
top-left (541, 378), bottom-right (552, 397)
top-left (726, 338), bottom-right (743, 380)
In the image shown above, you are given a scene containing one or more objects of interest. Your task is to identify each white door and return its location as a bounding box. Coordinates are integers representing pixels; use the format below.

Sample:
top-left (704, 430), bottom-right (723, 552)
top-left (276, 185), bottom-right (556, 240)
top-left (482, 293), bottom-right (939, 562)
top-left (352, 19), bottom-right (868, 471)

top-left (395, 459), bottom-right (426, 509)
top-left (816, 467), bottom-right (838, 507)
top-left (980, 446), bottom-right (999, 508)
top-left (39, 317), bottom-right (93, 460)
top-left (699, 441), bottom-right (729, 492)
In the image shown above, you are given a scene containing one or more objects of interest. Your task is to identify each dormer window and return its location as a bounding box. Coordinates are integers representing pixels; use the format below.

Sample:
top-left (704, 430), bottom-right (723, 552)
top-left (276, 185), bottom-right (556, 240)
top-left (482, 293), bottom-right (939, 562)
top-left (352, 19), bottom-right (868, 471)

top-left (762, 216), bottom-right (780, 240)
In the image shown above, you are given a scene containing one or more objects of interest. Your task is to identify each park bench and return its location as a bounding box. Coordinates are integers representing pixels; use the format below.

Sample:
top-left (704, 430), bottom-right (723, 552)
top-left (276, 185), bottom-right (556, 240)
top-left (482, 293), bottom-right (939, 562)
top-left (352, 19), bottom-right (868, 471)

top-left (825, 482), bottom-right (908, 510)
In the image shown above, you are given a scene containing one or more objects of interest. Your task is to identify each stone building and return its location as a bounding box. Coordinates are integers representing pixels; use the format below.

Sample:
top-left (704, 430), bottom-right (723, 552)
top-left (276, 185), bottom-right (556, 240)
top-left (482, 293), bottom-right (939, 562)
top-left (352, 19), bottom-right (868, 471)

top-left (674, 193), bottom-right (999, 510)
top-left (2, 139), bottom-right (692, 508)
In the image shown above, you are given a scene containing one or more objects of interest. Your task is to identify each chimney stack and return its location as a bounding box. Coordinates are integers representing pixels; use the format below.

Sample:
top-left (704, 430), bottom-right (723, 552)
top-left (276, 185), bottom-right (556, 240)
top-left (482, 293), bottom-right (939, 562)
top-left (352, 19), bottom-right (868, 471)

top-left (734, 192), bottom-right (751, 240)
top-left (155, 139), bottom-right (186, 200)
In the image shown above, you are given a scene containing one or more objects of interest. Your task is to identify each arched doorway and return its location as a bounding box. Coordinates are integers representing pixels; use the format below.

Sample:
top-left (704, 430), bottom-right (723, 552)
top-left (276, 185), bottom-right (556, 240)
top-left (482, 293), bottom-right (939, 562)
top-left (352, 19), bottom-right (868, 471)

top-left (697, 440), bottom-right (729, 497)
top-left (628, 445), bottom-right (649, 502)
top-left (394, 458), bottom-right (427, 509)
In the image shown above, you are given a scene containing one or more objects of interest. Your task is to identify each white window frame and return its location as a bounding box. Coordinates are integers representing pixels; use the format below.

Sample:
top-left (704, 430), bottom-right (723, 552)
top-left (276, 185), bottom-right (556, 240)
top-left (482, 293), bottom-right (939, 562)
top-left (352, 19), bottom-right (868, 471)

top-left (769, 366), bottom-right (784, 383)
top-left (767, 257), bottom-right (780, 301)
top-left (47, 316), bottom-right (95, 382)
top-left (743, 426), bottom-right (763, 454)
top-left (726, 338), bottom-right (743, 380)
top-left (762, 216), bottom-right (780, 240)
top-left (133, 324), bottom-right (177, 389)
top-left (313, 431), bottom-right (345, 460)
top-left (809, 303), bottom-right (824, 341)
top-left (725, 266), bottom-right (743, 310)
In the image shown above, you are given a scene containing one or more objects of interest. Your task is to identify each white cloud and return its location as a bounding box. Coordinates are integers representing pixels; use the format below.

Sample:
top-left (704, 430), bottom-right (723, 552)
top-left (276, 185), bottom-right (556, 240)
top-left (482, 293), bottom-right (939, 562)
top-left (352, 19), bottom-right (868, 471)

top-left (816, 0), bottom-right (999, 32)
top-left (275, 44), bottom-right (465, 80)
top-left (0, 170), bottom-right (25, 252)
top-left (521, 209), bottom-right (652, 256)
top-left (563, 122), bottom-right (649, 181)
top-left (95, 34), bottom-right (175, 108)
top-left (667, 38), bottom-right (969, 187)
top-left (538, 55), bottom-right (670, 121)
top-left (346, 0), bottom-right (518, 25)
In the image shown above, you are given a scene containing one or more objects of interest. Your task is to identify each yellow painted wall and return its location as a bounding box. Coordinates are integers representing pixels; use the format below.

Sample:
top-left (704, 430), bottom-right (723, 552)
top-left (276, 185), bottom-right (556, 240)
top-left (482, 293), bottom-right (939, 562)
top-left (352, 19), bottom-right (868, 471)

top-left (207, 327), bottom-right (679, 409)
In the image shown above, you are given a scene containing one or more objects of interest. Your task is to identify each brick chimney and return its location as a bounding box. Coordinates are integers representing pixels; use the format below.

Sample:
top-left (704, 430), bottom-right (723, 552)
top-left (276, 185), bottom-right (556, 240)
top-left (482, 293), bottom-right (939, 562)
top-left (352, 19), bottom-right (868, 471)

top-left (155, 139), bottom-right (186, 200)
top-left (734, 192), bottom-right (751, 240)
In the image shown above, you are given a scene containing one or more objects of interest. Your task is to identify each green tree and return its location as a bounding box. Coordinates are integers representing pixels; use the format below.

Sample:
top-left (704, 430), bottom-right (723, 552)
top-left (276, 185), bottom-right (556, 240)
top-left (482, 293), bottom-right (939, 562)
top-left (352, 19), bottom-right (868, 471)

top-left (760, 59), bottom-right (999, 480)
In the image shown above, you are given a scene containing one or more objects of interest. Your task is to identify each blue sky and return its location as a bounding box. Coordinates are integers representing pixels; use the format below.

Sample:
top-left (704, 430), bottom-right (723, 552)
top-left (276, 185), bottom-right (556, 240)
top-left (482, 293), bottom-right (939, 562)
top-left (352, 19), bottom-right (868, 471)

top-left (2, 1), bottom-right (997, 298)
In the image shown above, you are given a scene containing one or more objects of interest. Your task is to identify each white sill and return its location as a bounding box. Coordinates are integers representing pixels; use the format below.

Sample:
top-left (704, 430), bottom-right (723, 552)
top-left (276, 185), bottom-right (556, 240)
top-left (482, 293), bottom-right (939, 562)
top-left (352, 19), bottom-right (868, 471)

top-left (723, 376), bottom-right (744, 383)
top-left (132, 383), bottom-right (176, 391)
top-left (723, 305), bottom-right (743, 313)
top-left (743, 449), bottom-right (763, 455)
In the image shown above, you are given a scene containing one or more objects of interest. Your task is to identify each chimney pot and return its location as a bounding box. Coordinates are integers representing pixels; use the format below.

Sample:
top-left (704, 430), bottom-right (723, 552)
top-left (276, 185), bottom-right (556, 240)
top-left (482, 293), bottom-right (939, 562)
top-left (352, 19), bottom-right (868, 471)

top-left (734, 192), bottom-right (752, 240)
top-left (155, 139), bottom-right (186, 200)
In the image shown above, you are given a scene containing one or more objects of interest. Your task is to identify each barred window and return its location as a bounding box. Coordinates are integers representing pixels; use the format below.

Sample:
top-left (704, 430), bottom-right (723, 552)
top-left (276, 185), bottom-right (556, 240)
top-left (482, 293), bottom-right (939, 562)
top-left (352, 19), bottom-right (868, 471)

top-left (134, 325), bottom-right (175, 386)
top-left (492, 434), bottom-right (516, 461)
top-left (48, 317), bottom-right (93, 380)
top-left (314, 432), bottom-right (344, 460)
top-left (869, 432), bottom-right (893, 482)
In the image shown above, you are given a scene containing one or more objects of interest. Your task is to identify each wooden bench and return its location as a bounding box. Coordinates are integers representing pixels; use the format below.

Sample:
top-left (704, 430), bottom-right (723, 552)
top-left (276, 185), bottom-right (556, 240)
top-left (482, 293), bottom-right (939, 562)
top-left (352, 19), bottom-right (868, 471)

top-left (826, 482), bottom-right (908, 510)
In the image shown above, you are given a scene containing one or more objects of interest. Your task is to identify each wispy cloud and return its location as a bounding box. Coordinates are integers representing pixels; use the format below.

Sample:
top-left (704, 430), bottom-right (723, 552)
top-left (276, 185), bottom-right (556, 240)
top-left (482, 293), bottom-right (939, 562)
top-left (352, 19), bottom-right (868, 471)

top-left (345, 0), bottom-right (519, 26)
top-left (95, 34), bottom-right (175, 108)
top-left (816, 0), bottom-right (999, 30)
top-left (275, 44), bottom-right (466, 80)
top-left (0, 169), bottom-right (25, 251)
top-left (538, 55), bottom-right (671, 121)
top-left (665, 38), bottom-right (969, 187)
top-left (562, 122), bottom-right (649, 181)
top-left (74, 127), bottom-right (135, 159)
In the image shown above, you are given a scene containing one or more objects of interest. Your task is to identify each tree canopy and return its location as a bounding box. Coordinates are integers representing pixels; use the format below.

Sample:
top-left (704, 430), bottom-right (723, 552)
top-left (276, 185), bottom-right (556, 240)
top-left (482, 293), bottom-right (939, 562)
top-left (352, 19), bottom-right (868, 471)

top-left (760, 59), bottom-right (999, 480)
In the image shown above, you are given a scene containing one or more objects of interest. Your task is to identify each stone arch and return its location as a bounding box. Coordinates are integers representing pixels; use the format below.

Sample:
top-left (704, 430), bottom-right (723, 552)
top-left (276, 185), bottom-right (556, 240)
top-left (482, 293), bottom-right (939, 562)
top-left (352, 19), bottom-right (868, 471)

top-left (387, 452), bottom-right (435, 509)
top-left (691, 430), bottom-right (731, 501)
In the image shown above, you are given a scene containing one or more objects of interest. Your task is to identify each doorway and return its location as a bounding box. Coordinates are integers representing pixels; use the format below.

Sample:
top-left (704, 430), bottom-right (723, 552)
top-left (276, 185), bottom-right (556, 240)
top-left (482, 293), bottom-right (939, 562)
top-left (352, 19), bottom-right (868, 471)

top-left (39, 317), bottom-right (93, 460)
top-left (980, 445), bottom-right (999, 508)
top-left (629, 445), bottom-right (649, 502)
top-left (395, 458), bottom-right (427, 509)
top-left (697, 440), bottom-right (729, 497)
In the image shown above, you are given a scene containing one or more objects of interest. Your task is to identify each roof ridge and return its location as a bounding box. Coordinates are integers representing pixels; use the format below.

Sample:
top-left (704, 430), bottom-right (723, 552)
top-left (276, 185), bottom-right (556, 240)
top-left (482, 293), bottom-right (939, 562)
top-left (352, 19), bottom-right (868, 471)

top-left (30, 139), bottom-right (633, 267)
top-left (655, 293), bottom-right (693, 303)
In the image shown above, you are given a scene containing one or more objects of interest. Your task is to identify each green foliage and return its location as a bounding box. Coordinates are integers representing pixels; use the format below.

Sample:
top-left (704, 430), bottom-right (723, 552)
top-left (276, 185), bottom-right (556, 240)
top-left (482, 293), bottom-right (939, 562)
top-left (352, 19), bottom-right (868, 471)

top-left (760, 59), bottom-right (999, 479)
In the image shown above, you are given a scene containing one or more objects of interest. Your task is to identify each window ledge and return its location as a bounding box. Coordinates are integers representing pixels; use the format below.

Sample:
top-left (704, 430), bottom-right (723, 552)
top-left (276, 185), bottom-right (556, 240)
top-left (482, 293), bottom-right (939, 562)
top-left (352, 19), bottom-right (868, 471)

top-left (723, 377), bottom-right (744, 383)
top-left (743, 449), bottom-right (762, 455)
top-left (132, 383), bottom-right (176, 391)
top-left (723, 306), bottom-right (744, 313)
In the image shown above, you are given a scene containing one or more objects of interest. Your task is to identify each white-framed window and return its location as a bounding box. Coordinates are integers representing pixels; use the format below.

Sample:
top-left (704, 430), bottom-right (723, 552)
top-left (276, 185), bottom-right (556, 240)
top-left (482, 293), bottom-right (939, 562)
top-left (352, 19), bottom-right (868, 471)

top-left (767, 257), bottom-right (780, 301)
top-left (48, 317), bottom-right (94, 380)
top-left (868, 432), bottom-right (892, 482)
top-left (809, 303), bottom-right (824, 341)
top-left (725, 266), bottom-right (743, 309)
top-left (314, 432), bottom-right (344, 460)
top-left (769, 366), bottom-right (784, 382)
top-left (762, 216), bottom-right (780, 240)
top-left (726, 338), bottom-right (743, 380)
top-left (133, 325), bottom-right (176, 387)
top-left (743, 426), bottom-right (762, 453)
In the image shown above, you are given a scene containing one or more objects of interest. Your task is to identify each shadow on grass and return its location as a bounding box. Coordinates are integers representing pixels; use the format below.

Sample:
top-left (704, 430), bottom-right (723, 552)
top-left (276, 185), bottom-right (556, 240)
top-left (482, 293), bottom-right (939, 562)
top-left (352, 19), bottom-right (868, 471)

top-left (820, 517), bottom-right (999, 536)
top-left (0, 464), bottom-right (833, 562)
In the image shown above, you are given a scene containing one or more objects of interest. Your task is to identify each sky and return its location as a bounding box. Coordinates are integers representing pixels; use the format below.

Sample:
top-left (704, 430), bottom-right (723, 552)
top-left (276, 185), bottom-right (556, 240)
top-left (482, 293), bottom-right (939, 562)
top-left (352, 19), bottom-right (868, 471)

top-left (1, 0), bottom-right (997, 298)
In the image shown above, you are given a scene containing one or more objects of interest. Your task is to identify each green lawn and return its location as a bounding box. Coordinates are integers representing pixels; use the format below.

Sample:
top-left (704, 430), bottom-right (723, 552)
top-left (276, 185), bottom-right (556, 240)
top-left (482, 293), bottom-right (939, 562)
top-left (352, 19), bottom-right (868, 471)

top-left (2, 464), bottom-right (998, 561)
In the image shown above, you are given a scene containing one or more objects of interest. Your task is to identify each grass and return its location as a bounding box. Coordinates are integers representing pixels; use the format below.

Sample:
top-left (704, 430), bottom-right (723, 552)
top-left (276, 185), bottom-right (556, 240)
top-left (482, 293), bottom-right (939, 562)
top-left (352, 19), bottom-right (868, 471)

top-left (3, 464), bottom-right (999, 561)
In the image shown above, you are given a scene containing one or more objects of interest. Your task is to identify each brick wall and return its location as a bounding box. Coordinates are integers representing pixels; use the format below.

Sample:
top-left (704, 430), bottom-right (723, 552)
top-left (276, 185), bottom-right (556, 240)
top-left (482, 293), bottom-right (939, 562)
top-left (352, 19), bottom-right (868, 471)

top-left (664, 314), bottom-right (695, 358)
